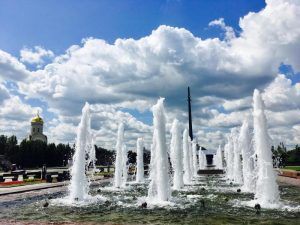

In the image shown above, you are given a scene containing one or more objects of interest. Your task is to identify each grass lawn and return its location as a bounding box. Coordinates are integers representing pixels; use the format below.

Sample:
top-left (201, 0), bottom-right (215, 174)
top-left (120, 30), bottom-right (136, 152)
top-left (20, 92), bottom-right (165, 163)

top-left (284, 166), bottom-right (300, 171)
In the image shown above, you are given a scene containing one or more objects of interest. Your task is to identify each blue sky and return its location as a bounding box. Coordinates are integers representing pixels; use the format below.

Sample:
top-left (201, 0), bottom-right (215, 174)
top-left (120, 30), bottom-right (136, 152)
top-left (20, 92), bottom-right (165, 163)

top-left (1, 0), bottom-right (300, 149)
top-left (0, 0), bottom-right (265, 56)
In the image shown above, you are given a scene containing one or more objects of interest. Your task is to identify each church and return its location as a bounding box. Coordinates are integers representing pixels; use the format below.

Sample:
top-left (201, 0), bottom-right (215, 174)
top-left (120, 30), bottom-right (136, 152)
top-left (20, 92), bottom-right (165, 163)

top-left (28, 112), bottom-right (47, 143)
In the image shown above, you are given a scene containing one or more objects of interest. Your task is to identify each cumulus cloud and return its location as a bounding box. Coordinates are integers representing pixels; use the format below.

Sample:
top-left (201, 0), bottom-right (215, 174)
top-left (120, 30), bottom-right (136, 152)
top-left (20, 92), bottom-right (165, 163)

top-left (18, 0), bottom-right (300, 118)
top-left (207, 110), bottom-right (252, 128)
top-left (20, 46), bottom-right (54, 67)
top-left (209, 17), bottom-right (236, 41)
top-left (263, 74), bottom-right (300, 111)
top-left (230, 0), bottom-right (300, 77)
top-left (0, 83), bottom-right (9, 103)
top-left (0, 95), bottom-right (42, 141)
top-left (90, 104), bottom-right (152, 149)
top-left (222, 97), bottom-right (252, 111)
top-left (46, 120), bottom-right (77, 144)
top-left (267, 109), bottom-right (300, 127)
top-left (0, 95), bottom-right (42, 122)
top-left (0, 50), bottom-right (29, 81)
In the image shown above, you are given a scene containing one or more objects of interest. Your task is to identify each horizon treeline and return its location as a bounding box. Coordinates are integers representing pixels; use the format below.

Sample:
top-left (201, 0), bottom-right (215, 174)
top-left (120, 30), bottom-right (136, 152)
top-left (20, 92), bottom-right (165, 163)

top-left (1, 134), bottom-right (299, 170)
top-left (0, 135), bottom-right (150, 170)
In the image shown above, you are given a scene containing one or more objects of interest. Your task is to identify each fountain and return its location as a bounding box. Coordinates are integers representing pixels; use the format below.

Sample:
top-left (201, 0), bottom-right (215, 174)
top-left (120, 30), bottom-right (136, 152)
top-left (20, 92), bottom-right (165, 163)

top-left (233, 128), bottom-right (243, 184)
top-left (253, 89), bottom-right (279, 207)
top-left (68, 102), bottom-right (92, 202)
top-left (189, 138), bottom-right (194, 178)
top-left (215, 145), bottom-right (223, 169)
top-left (183, 129), bottom-right (192, 184)
top-left (239, 119), bottom-right (255, 192)
top-left (3, 96), bottom-right (300, 225)
top-left (87, 135), bottom-right (97, 173)
top-left (202, 149), bottom-right (207, 169)
top-left (147, 98), bottom-right (170, 202)
top-left (148, 130), bottom-right (157, 198)
top-left (170, 119), bottom-right (184, 190)
top-left (114, 122), bottom-right (125, 188)
top-left (225, 130), bottom-right (235, 181)
top-left (198, 147), bottom-right (206, 170)
top-left (136, 137), bottom-right (144, 183)
top-left (122, 144), bottom-right (128, 187)
top-left (223, 142), bottom-right (229, 173)
top-left (192, 140), bottom-right (198, 177)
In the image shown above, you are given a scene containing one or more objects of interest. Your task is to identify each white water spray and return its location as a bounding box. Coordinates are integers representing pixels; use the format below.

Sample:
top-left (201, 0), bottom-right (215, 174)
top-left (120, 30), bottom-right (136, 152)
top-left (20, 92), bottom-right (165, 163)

top-left (87, 135), bottom-right (97, 173)
top-left (68, 102), bottom-right (92, 201)
top-left (239, 119), bottom-right (255, 192)
top-left (136, 137), bottom-right (144, 183)
top-left (147, 98), bottom-right (170, 201)
top-left (192, 140), bottom-right (198, 176)
top-left (170, 119), bottom-right (184, 190)
top-left (224, 142), bottom-right (229, 173)
top-left (148, 131), bottom-right (157, 198)
top-left (225, 130), bottom-right (235, 180)
top-left (253, 89), bottom-right (279, 206)
top-left (114, 123), bottom-right (125, 188)
top-left (189, 138), bottom-right (194, 178)
top-left (198, 147), bottom-right (207, 170)
top-left (215, 145), bottom-right (223, 170)
top-left (122, 144), bottom-right (128, 187)
top-left (183, 129), bottom-right (192, 184)
top-left (233, 128), bottom-right (243, 184)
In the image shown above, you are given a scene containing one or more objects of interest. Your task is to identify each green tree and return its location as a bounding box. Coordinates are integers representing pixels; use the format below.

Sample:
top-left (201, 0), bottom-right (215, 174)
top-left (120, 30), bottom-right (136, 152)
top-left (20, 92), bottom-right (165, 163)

top-left (272, 142), bottom-right (288, 167)
top-left (0, 135), bottom-right (8, 155)
top-left (286, 144), bottom-right (300, 165)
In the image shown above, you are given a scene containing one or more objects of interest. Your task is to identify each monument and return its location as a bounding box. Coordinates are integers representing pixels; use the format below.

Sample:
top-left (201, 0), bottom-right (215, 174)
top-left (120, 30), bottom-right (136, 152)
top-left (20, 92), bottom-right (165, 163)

top-left (187, 86), bottom-right (193, 140)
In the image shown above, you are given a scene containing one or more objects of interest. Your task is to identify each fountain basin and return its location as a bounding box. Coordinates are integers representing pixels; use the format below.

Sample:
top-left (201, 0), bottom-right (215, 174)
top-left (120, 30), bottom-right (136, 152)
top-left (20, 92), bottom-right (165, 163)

top-left (1, 175), bottom-right (299, 224)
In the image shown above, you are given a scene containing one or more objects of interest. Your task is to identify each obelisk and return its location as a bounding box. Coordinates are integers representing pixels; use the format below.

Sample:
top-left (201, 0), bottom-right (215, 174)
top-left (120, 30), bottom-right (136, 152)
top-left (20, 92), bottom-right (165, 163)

top-left (188, 87), bottom-right (193, 140)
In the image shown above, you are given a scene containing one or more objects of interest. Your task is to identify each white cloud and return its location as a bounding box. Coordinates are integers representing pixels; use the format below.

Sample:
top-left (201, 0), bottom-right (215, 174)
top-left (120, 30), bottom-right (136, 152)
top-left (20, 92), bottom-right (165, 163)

top-left (45, 120), bottom-right (77, 144)
top-left (231, 0), bottom-right (300, 72)
top-left (20, 46), bottom-right (54, 66)
top-left (0, 95), bottom-right (41, 121)
top-left (207, 110), bottom-right (252, 128)
top-left (223, 97), bottom-right (252, 111)
top-left (18, 0), bottom-right (300, 119)
top-left (209, 17), bottom-right (236, 41)
top-left (90, 104), bottom-right (152, 150)
top-left (0, 83), bottom-right (9, 103)
top-left (0, 50), bottom-right (29, 81)
top-left (0, 95), bottom-right (42, 141)
top-left (267, 109), bottom-right (300, 127)
top-left (263, 74), bottom-right (300, 111)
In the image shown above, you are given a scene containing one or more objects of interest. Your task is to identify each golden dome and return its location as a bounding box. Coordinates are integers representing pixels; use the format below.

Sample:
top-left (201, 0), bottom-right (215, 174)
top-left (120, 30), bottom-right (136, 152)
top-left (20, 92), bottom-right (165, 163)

top-left (31, 113), bottom-right (44, 123)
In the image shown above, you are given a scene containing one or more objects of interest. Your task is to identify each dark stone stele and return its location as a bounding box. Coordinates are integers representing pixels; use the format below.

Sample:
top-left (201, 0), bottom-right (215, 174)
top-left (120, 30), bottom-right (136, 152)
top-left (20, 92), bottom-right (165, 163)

top-left (187, 86), bottom-right (193, 141)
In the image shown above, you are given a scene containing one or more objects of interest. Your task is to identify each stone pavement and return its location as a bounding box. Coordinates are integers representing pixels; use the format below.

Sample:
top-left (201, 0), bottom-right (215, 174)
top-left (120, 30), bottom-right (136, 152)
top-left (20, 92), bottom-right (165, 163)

top-left (277, 175), bottom-right (300, 187)
top-left (0, 175), bottom-right (106, 196)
